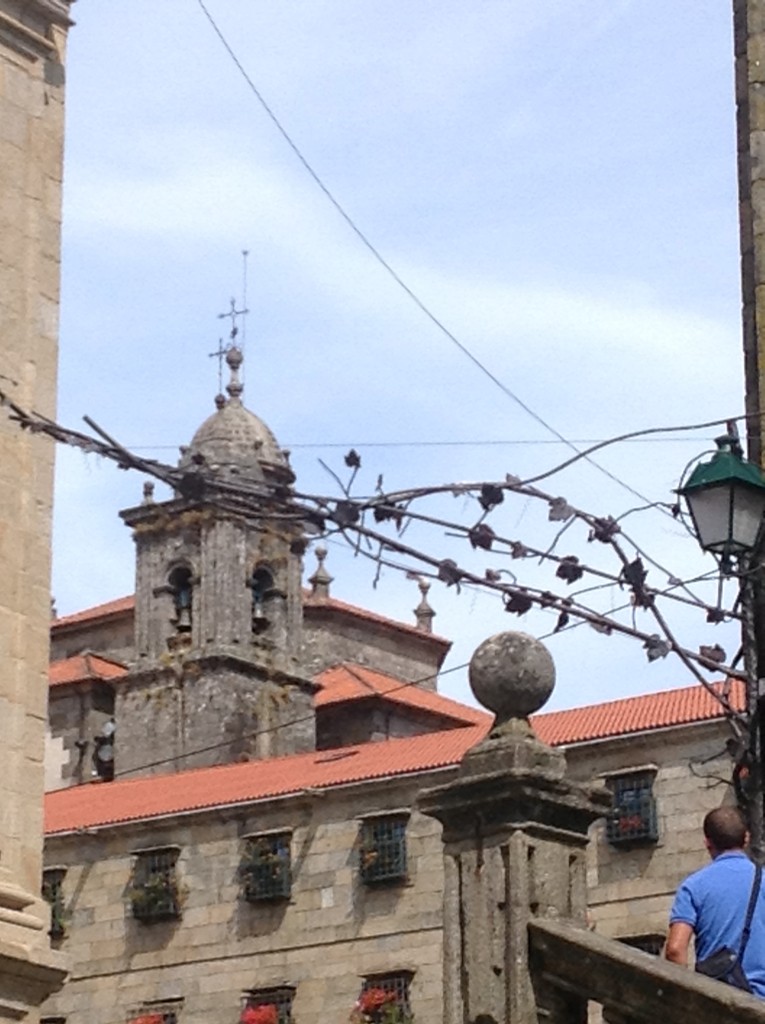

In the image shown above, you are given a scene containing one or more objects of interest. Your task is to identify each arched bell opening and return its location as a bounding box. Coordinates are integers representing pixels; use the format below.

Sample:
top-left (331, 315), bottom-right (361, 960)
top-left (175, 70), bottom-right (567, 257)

top-left (250, 565), bottom-right (276, 634)
top-left (168, 564), bottom-right (194, 634)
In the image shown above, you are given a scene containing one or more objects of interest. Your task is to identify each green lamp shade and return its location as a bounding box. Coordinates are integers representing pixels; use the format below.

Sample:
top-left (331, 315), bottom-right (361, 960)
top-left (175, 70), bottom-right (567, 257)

top-left (681, 445), bottom-right (765, 558)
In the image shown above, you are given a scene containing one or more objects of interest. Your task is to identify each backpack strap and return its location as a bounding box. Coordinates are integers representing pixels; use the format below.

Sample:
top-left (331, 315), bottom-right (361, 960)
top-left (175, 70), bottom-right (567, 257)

top-left (738, 862), bottom-right (762, 963)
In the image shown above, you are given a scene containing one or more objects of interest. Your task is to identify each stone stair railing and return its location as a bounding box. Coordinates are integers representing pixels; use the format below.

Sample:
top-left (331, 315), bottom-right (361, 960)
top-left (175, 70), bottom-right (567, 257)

top-left (529, 917), bottom-right (765, 1024)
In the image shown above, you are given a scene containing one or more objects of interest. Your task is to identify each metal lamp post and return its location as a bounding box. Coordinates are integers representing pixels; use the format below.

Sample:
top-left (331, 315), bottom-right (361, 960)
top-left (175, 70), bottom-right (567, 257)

top-left (679, 434), bottom-right (765, 858)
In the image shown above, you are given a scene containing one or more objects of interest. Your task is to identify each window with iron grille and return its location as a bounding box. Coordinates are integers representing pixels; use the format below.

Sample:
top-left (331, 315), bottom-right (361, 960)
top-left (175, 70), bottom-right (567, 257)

top-left (240, 834), bottom-right (291, 902)
top-left (606, 773), bottom-right (658, 846)
top-left (128, 999), bottom-right (182, 1024)
top-left (241, 986), bottom-right (294, 1024)
top-left (358, 972), bottom-right (413, 1023)
top-left (42, 868), bottom-right (66, 940)
top-left (129, 848), bottom-right (181, 923)
top-left (360, 816), bottom-right (408, 884)
top-left (619, 933), bottom-right (665, 956)
top-left (41, 1017), bottom-right (66, 1024)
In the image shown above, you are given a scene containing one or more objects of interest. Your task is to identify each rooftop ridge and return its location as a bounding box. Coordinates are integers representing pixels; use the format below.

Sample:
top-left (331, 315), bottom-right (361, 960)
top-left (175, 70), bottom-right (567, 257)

top-left (52, 591), bottom-right (450, 645)
top-left (316, 662), bottom-right (488, 726)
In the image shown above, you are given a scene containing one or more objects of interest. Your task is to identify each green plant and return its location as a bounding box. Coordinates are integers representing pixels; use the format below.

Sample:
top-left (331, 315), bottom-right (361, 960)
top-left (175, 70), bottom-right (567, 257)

top-left (129, 872), bottom-right (181, 922)
top-left (239, 836), bottom-right (291, 902)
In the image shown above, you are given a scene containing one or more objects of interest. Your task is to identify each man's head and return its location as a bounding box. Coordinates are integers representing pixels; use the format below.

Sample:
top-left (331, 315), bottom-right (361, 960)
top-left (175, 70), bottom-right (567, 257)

top-left (703, 806), bottom-right (748, 856)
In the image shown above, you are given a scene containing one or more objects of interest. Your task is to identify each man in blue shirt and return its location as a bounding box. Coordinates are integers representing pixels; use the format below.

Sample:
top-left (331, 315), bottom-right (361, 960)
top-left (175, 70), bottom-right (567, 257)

top-left (666, 806), bottom-right (765, 996)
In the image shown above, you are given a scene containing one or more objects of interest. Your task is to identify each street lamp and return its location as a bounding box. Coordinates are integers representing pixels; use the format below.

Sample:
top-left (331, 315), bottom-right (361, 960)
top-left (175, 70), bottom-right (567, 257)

top-left (679, 433), bottom-right (765, 862)
top-left (678, 435), bottom-right (765, 575)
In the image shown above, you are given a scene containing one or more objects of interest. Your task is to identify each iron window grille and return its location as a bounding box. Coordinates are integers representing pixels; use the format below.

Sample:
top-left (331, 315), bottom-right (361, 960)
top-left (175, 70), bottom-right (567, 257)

top-left (240, 834), bottom-right (291, 902)
top-left (360, 816), bottom-right (408, 885)
top-left (619, 933), bottom-right (665, 956)
top-left (130, 848), bottom-right (181, 923)
top-left (129, 1000), bottom-right (182, 1024)
top-left (242, 986), bottom-right (295, 1024)
top-left (606, 773), bottom-right (658, 846)
top-left (359, 972), bottom-right (413, 1023)
top-left (42, 868), bottom-right (66, 940)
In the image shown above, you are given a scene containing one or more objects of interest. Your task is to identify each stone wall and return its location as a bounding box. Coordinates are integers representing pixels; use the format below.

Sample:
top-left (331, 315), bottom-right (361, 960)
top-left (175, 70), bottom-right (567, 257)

top-left (0, 0), bottom-right (73, 1016)
top-left (317, 701), bottom-right (467, 749)
top-left (50, 613), bottom-right (134, 665)
top-left (566, 720), bottom-right (732, 946)
top-left (302, 607), bottom-right (446, 687)
top-left (114, 660), bottom-right (316, 776)
top-left (45, 683), bottom-right (114, 789)
top-left (41, 777), bottom-right (447, 1024)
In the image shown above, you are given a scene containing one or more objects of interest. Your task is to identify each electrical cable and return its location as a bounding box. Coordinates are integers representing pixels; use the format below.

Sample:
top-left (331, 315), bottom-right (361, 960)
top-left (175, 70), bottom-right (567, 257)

top-left (125, 435), bottom-right (720, 453)
top-left (193, 0), bottom-right (662, 509)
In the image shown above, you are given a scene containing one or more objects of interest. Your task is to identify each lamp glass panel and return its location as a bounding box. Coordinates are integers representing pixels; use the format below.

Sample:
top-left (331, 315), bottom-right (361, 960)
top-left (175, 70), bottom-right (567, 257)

top-left (686, 483), bottom-right (734, 552)
top-left (730, 483), bottom-right (765, 551)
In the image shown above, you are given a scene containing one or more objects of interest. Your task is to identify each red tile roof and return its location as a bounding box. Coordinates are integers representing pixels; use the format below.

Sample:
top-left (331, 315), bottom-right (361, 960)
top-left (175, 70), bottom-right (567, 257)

top-left (316, 663), bottom-right (488, 727)
top-left (49, 653), bottom-right (128, 688)
top-left (531, 679), bottom-right (743, 746)
top-left (43, 677), bottom-right (741, 836)
top-left (52, 595), bottom-right (135, 629)
top-left (44, 725), bottom-right (487, 835)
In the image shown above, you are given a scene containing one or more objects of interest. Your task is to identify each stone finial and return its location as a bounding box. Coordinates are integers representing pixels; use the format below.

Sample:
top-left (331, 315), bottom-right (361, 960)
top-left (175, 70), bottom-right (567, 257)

top-left (309, 546), bottom-right (333, 598)
top-left (414, 578), bottom-right (435, 632)
top-left (225, 345), bottom-right (244, 403)
top-left (142, 481), bottom-right (155, 504)
top-left (214, 392), bottom-right (226, 410)
top-left (469, 630), bottom-right (555, 725)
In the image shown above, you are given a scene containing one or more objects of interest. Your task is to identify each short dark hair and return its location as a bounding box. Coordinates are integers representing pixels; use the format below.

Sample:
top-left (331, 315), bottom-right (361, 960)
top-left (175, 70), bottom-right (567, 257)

top-left (703, 807), bottom-right (747, 851)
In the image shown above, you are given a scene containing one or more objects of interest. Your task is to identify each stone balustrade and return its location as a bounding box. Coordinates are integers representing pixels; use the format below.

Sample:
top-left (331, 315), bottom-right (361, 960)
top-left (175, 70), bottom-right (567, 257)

top-left (530, 917), bottom-right (765, 1024)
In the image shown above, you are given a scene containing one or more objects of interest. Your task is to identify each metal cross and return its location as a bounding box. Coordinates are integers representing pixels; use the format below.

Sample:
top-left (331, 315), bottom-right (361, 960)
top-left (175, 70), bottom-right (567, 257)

top-left (217, 296), bottom-right (249, 343)
top-left (208, 338), bottom-right (228, 394)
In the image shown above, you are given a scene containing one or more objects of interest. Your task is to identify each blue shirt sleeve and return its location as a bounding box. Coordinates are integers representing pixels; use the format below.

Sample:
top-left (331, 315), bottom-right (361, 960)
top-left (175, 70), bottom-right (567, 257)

top-left (670, 878), bottom-right (698, 927)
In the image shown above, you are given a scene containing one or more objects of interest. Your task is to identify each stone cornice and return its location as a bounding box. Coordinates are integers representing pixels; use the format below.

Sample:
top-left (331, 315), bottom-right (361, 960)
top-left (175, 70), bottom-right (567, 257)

top-left (25, 0), bottom-right (73, 27)
top-left (126, 651), bottom-right (319, 695)
top-left (0, 937), bottom-right (67, 1016)
top-left (0, 0), bottom-right (74, 61)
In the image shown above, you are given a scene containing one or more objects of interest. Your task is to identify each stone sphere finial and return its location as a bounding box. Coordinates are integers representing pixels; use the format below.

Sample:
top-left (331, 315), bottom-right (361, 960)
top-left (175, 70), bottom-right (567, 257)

top-left (225, 345), bottom-right (244, 402)
top-left (469, 631), bottom-right (555, 724)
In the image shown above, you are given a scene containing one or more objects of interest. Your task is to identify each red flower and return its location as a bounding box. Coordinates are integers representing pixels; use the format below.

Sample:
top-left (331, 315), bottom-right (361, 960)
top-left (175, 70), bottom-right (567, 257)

top-left (358, 988), bottom-right (394, 1013)
top-left (130, 1015), bottom-right (164, 1024)
top-left (240, 1005), bottom-right (278, 1024)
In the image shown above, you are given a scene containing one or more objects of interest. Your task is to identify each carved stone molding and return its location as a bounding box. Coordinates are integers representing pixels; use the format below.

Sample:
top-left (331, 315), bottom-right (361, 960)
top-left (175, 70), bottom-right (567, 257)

top-left (0, 0), bottom-right (73, 62)
top-left (0, 939), bottom-right (67, 1019)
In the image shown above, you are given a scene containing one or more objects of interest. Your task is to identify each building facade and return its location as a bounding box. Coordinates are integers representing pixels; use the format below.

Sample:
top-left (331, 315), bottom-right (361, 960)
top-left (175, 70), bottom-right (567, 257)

top-left (37, 355), bottom-right (744, 1024)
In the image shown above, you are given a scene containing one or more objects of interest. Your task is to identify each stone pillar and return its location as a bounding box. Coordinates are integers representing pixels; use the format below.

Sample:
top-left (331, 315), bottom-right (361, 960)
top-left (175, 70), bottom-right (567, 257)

top-left (0, 0), bottom-right (73, 1016)
top-left (734, 0), bottom-right (765, 465)
top-left (418, 632), bottom-right (610, 1024)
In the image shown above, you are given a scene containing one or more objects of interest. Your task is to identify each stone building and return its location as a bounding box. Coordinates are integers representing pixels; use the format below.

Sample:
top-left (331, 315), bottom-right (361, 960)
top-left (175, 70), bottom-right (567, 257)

top-left (37, 349), bottom-right (745, 1024)
top-left (0, 0), bottom-right (73, 1018)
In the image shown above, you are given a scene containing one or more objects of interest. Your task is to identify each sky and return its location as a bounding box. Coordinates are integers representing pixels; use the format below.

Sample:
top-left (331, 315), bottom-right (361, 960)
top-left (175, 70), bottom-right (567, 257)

top-left (52, 0), bottom-right (747, 713)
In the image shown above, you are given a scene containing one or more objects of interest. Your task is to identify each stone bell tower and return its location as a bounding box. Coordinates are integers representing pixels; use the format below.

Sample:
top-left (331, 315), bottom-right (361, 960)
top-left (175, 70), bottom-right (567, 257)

top-left (115, 346), bottom-right (316, 776)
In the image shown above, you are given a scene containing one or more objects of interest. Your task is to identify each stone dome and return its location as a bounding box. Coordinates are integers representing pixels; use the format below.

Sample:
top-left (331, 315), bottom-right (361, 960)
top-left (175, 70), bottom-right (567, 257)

top-left (179, 346), bottom-right (293, 486)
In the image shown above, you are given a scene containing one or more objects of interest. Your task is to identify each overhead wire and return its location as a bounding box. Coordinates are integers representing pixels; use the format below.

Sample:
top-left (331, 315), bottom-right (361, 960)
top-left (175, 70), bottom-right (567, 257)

top-left (194, 0), bottom-right (664, 509)
top-left (114, 658), bottom-right (474, 779)
top-left (126, 435), bottom-right (721, 453)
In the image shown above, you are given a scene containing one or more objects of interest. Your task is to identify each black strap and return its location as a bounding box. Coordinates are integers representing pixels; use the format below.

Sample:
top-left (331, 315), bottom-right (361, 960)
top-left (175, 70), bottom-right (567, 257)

top-left (738, 862), bottom-right (762, 963)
